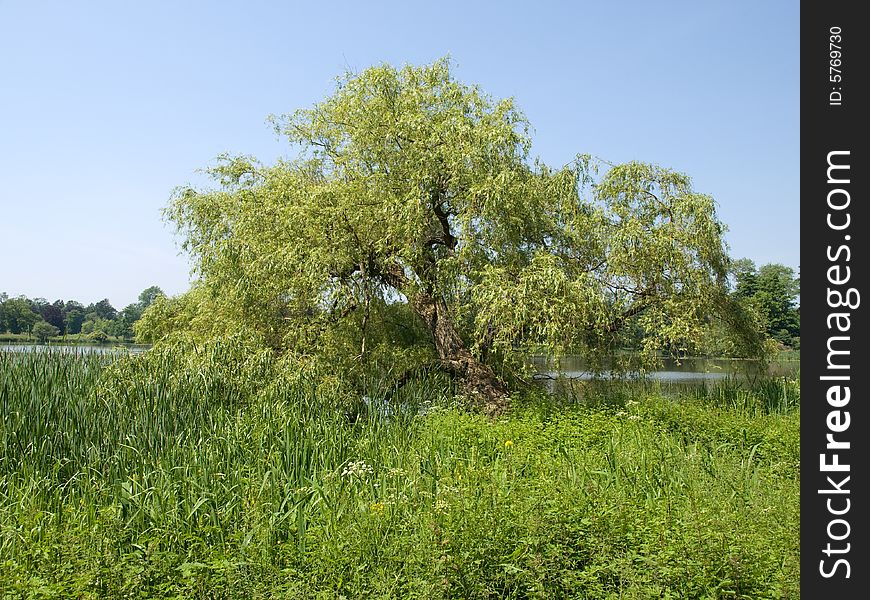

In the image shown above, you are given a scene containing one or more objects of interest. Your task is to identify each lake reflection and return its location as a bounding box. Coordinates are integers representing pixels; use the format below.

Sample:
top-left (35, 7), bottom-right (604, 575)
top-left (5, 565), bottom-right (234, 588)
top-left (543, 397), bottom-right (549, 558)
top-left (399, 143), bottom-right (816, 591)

top-left (528, 355), bottom-right (799, 384)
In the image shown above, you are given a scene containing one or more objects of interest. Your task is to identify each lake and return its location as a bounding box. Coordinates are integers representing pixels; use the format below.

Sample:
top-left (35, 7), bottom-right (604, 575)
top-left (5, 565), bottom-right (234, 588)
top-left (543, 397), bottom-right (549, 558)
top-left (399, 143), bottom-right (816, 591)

top-left (0, 343), bottom-right (149, 355)
top-left (528, 354), bottom-right (799, 385)
top-left (1, 344), bottom-right (799, 389)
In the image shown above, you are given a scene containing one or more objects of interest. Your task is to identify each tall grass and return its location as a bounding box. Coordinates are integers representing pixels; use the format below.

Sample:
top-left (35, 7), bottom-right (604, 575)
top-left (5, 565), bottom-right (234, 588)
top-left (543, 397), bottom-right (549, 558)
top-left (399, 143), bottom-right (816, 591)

top-left (0, 344), bottom-right (799, 598)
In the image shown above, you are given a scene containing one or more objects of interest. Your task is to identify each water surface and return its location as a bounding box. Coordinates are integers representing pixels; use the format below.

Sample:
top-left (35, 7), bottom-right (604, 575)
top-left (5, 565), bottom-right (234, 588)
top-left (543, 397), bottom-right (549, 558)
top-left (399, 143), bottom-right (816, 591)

top-left (0, 343), bottom-right (149, 355)
top-left (529, 355), bottom-right (799, 383)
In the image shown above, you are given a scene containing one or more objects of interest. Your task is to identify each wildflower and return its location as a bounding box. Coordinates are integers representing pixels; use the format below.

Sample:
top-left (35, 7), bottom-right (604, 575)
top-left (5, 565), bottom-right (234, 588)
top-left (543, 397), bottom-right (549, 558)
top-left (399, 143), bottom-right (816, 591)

top-left (504, 440), bottom-right (514, 448)
top-left (628, 415), bottom-right (641, 421)
top-left (341, 460), bottom-right (374, 478)
top-left (615, 411), bottom-right (628, 417)
top-left (370, 502), bottom-right (386, 515)
top-left (626, 400), bottom-right (639, 407)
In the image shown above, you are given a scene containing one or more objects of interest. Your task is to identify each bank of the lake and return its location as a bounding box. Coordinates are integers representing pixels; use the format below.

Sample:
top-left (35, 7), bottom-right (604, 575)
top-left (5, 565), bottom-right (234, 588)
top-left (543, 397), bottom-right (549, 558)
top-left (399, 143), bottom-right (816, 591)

top-left (0, 345), bottom-right (799, 598)
top-left (0, 342), bottom-right (150, 354)
top-left (0, 332), bottom-right (133, 344)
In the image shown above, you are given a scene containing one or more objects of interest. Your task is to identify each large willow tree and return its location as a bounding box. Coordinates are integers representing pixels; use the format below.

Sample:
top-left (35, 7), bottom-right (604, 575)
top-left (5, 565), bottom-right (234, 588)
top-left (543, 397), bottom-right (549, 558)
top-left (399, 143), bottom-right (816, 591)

top-left (162, 59), bottom-right (755, 415)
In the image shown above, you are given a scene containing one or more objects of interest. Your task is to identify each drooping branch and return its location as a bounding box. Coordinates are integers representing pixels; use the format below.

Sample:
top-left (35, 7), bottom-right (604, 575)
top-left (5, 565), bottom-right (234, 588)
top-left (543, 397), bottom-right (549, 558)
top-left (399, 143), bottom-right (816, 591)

top-left (603, 288), bottom-right (656, 334)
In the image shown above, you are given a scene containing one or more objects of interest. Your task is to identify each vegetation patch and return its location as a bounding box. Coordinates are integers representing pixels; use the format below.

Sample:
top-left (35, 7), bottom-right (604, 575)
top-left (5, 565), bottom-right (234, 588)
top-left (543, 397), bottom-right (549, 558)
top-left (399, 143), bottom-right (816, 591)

top-left (1, 347), bottom-right (799, 598)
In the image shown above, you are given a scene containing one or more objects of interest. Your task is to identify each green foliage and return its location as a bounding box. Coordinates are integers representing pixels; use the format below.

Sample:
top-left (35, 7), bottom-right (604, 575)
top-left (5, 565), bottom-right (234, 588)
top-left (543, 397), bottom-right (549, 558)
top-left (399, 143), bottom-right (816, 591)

top-left (158, 58), bottom-right (761, 396)
top-left (0, 287), bottom-right (161, 341)
top-left (732, 260), bottom-right (800, 348)
top-left (138, 285), bottom-right (165, 308)
top-left (31, 320), bottom-right (59, 343)
top-left (134, 285), bottom-right (248, 344)
top-left (113, 288), bottom-right (166, 340)
top-left (89, 298), bottom-right (118, 321)
top-left (87, 330), bottom-right (110, 343)
top-left (1, 349), bottom-right (799, 597)
top-left (80, 315), bottom-right (112, 337)
top-left (0, 296), bottom-right (39, 334)
top-left (64, 307), bottom-right (86, 335)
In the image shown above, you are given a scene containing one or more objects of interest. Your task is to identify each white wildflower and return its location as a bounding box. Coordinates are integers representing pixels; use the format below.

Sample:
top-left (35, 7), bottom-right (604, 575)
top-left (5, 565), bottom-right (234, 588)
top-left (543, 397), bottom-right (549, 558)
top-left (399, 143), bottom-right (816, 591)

top-left (341, 460), bottom-right (374, 478)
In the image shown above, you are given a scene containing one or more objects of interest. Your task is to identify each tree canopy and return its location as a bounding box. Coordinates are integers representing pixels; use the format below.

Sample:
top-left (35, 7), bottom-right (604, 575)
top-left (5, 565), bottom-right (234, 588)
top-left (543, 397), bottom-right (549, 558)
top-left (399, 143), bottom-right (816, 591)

top-left (732, 260), bottom-right (800, 348)
top-left (153, 59), bottom-right (761, 414)
top-left (31, 320), bottom-right (60, 343)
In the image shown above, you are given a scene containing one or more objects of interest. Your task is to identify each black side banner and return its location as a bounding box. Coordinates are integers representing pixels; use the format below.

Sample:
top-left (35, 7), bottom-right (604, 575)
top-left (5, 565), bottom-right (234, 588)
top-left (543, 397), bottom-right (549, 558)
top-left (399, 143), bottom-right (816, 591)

top-left (802, 2), bottom-right (868, 595)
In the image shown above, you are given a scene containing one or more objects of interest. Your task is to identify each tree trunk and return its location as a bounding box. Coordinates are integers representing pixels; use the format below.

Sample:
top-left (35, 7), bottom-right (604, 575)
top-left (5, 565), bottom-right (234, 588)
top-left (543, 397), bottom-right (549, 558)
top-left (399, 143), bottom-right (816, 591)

top-left (411, 292), bottom-right (509, 416)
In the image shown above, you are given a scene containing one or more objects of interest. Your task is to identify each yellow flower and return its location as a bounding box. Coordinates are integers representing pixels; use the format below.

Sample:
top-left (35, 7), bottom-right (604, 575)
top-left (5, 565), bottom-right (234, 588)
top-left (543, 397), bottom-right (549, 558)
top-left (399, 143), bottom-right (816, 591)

top-left (504, 440), bottom-right (514, 448)
top-left (370, 502), bottom-right (386, 515)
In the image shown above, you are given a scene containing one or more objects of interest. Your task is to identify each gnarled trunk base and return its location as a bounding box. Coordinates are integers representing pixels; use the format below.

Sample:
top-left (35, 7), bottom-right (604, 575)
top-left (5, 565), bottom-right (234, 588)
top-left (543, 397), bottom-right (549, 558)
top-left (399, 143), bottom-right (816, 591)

top-left (412, 293), bottom-right (509, 417)
top-left (453, 355), bottom-right (509, 417)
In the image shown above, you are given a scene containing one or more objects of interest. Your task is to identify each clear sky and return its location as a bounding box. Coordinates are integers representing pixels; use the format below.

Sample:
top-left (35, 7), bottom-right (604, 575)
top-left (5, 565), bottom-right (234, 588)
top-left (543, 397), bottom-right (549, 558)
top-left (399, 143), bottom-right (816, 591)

top-left (0, 0), bottom-right (798, 310)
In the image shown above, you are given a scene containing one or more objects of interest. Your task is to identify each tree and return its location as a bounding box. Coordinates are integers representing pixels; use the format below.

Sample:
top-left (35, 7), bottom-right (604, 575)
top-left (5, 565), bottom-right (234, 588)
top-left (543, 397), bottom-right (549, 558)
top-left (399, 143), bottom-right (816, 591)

top-left (65, 306), bottom-right (86, 335)
top-left (138, 286), bottom-right (165, 310)
top-left (162, 59), bottom-right (757, 414)
top-left (0, 297), bottom-right (40, 334)
top-left (107, 287), bottom-right (166, 341)
top-left (31, 320), bottom-right (59, 343)
top-left (756, 264), bottom-right (800, 330)
top-left (35, 299), bottom-right (66, 333)
top-left (87, 299), bottom-right (118, 321)
top-left (733, 261), bottom-right (799, 347)
top-left (115, 302), bottom-right (146, 340)
top-left (88, 330), bottom-right (110, 344)
top-left (81, 315), bottom-right (112, 337)
top-left (32, 320), bottom-right (60, 343)
top-left (732, 258), bottom-right (758, 299)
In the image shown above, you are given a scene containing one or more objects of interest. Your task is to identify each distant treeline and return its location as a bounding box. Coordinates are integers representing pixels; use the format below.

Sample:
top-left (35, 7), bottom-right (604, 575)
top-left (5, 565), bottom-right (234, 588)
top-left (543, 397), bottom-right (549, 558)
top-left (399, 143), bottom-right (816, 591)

top-left (0, 286), bottom-right (163, 343)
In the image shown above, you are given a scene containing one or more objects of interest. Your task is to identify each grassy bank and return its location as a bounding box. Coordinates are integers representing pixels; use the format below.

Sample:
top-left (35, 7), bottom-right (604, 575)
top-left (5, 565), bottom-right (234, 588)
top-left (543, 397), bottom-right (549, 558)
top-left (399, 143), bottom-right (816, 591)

top-left (0, 344), bottom-right (799, 598)
top-left (0, 332), bottom-right (146, 346)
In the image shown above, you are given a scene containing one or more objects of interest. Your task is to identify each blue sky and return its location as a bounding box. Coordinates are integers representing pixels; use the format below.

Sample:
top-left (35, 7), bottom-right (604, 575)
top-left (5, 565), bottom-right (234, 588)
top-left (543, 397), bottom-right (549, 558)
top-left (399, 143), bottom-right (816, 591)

top-left (0, 1), bottom-right (798, 309)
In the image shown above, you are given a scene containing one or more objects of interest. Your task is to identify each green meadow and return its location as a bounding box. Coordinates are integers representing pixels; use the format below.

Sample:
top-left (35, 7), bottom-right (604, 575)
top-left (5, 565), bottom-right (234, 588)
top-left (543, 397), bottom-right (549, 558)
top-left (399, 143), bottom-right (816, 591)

top-left (0, 342), bottom-right (799, 599)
